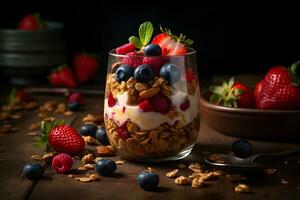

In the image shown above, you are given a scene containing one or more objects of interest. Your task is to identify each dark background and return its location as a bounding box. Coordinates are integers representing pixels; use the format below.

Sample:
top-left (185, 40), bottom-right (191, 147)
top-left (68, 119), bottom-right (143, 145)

top-left (1, 1), bottom-right (300, 78)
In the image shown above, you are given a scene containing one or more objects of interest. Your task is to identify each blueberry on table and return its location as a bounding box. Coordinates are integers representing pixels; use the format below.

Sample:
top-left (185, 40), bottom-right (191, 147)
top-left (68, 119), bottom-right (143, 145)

top-left (232, 139), bottom-right (253, 158)
top-left (136, 171), bottom-right (159, 191)
top-left (134, 64), bottom-right (154, 83)
top-left (95, 127), bottom-right (110, 145)
top-left (159, 63), bottom-right (180, 84)
top-left (96, 159), bottom-right (117, 176)
top-left (68, 102), bottom-right (80, 111)
top-left (115, 64), bottom-right (134, 83)
top-left (23, 163), bottom-right (45, 180)
top-left (144, 44), bottom-right (162, 56)
top-left (80, 124), bottom-right (98, 137)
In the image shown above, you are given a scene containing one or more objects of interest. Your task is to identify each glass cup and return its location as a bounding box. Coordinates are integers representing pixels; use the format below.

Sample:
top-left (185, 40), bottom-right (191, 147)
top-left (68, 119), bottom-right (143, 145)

top-left (104, 49), bottom-right (200, 162)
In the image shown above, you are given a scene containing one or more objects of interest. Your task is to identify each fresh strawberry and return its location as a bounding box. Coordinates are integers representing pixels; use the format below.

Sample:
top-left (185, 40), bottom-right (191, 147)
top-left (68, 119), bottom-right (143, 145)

top-left (256, 63), bottom-right (300, 109)
top-left (152, 27), bottom-right (193, 56)
top-left (108, 92), bottom-right (116, 107)
top-left (116, 43), bottom-right (135, 55)
top-left (150, 95), bottom-right (171, 114)
top-left (185, 69), bottom-right (196, 83)
top-left (209, 78), bottom-right (254, 108)
top-left (34, 120), bottom-right (84, 155)
top-left (254, 80), bottom-right (264, 107)
top-left (49, 124), bottom-right (85, 155)
top-left (142, 57), bottom-right (167, 74)
top-left (117, 123), bottom-right (130, 140)
top-left (18, 13), bottom-right (45, 30)
top-left (73, 53), bottom-right (99, 84)
top-left (48, 65), bottom-right (77, 88)
top-left (122, 52), bottom-right (143, 67)
top-left (138, 99), bottom-right (153, 112)
top-left (180, 99), bottom-right (190, 111)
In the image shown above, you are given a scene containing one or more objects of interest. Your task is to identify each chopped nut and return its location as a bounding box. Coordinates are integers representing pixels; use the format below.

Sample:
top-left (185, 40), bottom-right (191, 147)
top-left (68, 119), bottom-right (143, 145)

top-left (265, 168), bottom-right (277, 175)
top-left (281, 178), bottom-right (288, 184)
top-left (166, 169), bottom-right (179, 178)
top-left (226, 174), bottom-right (247, 182)
top-left (28, 122), bottom-right (40, 131)
top-left (146, 167), bottom-right (154, 172)
top-left (24, 101), bottom-right (38, 110)
top-left (139, 87), bottom-right (160, 99)
top-left (11, 114), bottom-right (21, 119)
top-left (208, 154), bottom-right (225, 164)
top-left (93, 115), bottom-right (104, 125)
top-left (27, 132), bottom-right (37, 136)
top-left (188, 163), bottom-right (202, 173)
top-left (64, 111), bottom-right (74, 116)
top-left (56, 103), bottom-right (67, 113)
top-left (82, 153), bottom-right (94, 164)
top-left (135, 82), bottom-right (149, 92)
top-left (212, 170), bottom-right (224, 176)
top-left (89, 173), bottom-right (100, 181)
top-left (191, 178), bottom-right (205, 188)
top-left (84, 164), bottom-right (94, 170)
top-left (75, 177), bottom-right (93, 182)
top-left (235, 184), bottom-right (250, 193)
top-left (78, 166), bottom-right (89, 171)
top-left (31, 154), bottom-right (44, 161)
top-left (83, 136), bottom-right (96, 145)
top-left (175, 176), bottom-right (192, 186)
top-left (94, 157), bottom-right (102, 163)
top-left (83, 114), bottom-right (95, 123)
top-left (96, 145), bottom-right (115, 156)
top-left (115, 160), bottom-right (125, 165)
top-left (38, 112), bottom-right (49, 118)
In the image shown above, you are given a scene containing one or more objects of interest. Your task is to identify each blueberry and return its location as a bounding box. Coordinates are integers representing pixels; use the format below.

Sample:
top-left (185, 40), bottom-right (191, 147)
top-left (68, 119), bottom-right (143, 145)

top-left (68, 102), bottom-right (80, 111)
top-left (144, 44), bottom-right (162, 56)
top-left (95, 127), bottom-right (110, 145)
top-left (96, 159), bottom-right (117, 176)
top-left (23, 163), bottom-right (44, 180)
top-left (115, 64), bottom-right (134, 83)
top-left (232, 139), bottom-right (253, 158)
top-left (137, 171), bottom-right (159, 191)
top-left (134, 64), bottom-right (154, 83)
top-left (159, 63), bottom-right (180, 84)
top-left (80, 124), bottom-right (98, 137)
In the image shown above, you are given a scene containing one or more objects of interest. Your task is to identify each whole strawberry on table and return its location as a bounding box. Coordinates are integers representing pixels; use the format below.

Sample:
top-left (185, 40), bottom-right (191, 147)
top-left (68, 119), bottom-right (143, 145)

top-left (209, 61), bottom-right (300, 110)
top-left (18, 13), bottom-right (46, 30)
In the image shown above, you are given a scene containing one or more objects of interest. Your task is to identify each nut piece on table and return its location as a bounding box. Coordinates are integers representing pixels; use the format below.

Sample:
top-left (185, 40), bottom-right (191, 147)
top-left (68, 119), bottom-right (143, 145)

top-left (175, 176), bottom-right (192, 186)
top-left (234, 184), bottom-right (250, 193)
top-left (265, 168), bottom-right (277, 175)
top-left (82, 153), bottom-right (94, 164)
top-left (82, 136), bottom-right (96, 145)
top-left (166, 169), bottom-right (179, 178)
top-left (191, 178), bottom-right (205, 188)
top-left (188, 163), bottom-right (202, 173)
top-left (115, 160), bottom-right (125, 165)
top-left (96, 145), bottom-right (115, 156)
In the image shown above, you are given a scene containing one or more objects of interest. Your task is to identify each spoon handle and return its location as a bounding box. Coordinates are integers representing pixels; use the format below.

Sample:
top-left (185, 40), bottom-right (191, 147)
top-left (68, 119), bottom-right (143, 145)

top-left (250, 150), bottom-right (300, 162)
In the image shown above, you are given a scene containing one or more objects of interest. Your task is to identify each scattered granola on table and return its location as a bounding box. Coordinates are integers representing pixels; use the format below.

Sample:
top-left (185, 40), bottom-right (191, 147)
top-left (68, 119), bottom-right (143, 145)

top-left (235, 184), bottom-right (250, 193)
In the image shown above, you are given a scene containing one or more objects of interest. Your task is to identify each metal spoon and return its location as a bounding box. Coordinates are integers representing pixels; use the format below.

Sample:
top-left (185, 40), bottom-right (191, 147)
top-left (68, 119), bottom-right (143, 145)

top-left (204, 150), bottom-right (300, 168)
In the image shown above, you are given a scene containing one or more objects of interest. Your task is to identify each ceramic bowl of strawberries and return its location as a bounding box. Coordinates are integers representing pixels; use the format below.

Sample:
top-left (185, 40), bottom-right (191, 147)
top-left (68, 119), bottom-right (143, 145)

top-left (201, 61), bottom-right (300, 140)
top-left (0, 14), bottom-right (65, 84)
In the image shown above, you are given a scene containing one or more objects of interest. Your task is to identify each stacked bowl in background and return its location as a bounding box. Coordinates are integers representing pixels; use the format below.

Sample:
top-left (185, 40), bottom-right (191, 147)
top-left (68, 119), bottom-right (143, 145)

top-left (0, 21), bottom-right (66, 84)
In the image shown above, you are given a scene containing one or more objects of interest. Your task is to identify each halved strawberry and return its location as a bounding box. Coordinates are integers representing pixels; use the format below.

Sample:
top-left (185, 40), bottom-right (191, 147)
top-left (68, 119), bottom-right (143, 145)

top-left (152, 27), bottom-right (193, 56)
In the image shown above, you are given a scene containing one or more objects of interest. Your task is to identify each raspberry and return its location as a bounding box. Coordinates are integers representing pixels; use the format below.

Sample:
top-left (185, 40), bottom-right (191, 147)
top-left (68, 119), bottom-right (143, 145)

top-left (138, 99), bottom-right (153, 112)
top-left (185, 69), bottom-right (196, 83)
top-left (123, 52), bottom-right (143, 68)
top-left (67, 92), bottom-right (84, 105)
top-left (52, 153), bottom-right (73, 174)
top-left (108, 92), bottom-right (116, 107)
top-left (142, 57), bottom-right (167, 74)
top-left (151, 95), bottom-right (171, 114)
top-left (116, 43), bottom-right (135, 55)
top-left (180, 99), bottom-right (190, 111)
top-left (117, 123), bottom-right (130, 140)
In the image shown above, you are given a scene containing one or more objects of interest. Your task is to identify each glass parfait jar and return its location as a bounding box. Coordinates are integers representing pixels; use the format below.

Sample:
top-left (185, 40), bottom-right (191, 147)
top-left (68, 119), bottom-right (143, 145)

top-left (104, 49), bottom-right (200, 162)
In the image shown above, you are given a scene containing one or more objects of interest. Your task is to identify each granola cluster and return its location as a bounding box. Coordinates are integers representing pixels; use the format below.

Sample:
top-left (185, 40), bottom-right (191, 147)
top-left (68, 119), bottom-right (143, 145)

top-left (105, 116), bottom-right (200, 159)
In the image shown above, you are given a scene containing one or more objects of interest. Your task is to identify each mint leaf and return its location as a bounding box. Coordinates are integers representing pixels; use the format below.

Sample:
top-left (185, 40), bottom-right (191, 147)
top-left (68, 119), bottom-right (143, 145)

top-left (129, 36), bottom-right (142, 49)
top-left (138, 21), bottom-right (153, 46)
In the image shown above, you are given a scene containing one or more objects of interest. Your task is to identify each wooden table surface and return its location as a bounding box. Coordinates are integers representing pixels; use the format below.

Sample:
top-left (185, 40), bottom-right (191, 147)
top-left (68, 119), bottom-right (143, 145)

top-left (1, 83), bottom-right (300, 200)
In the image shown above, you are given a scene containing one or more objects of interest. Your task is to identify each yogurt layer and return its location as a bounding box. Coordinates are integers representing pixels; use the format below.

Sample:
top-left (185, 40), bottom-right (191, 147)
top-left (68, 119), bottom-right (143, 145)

top-left (104, 91), bottom-right (199, 130)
